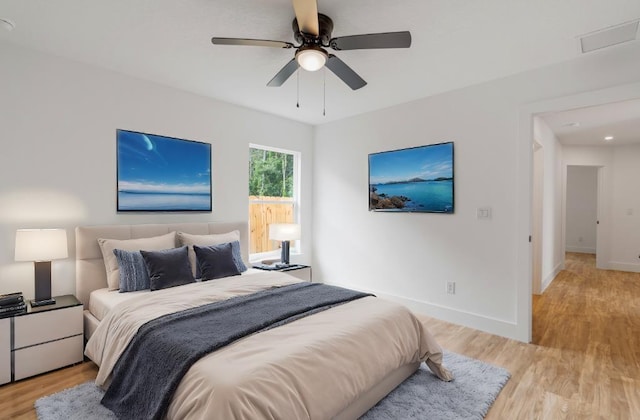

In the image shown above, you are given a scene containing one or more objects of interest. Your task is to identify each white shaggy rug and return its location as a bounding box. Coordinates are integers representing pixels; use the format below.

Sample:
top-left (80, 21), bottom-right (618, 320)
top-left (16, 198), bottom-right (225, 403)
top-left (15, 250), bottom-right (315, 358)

top-left (36, 351), bottom-right (509, 420)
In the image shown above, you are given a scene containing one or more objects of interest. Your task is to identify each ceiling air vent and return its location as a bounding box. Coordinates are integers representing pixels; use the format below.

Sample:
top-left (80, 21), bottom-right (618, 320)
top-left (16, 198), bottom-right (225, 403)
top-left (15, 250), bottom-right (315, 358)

top-left (579, 20), bottom-right (639, 53)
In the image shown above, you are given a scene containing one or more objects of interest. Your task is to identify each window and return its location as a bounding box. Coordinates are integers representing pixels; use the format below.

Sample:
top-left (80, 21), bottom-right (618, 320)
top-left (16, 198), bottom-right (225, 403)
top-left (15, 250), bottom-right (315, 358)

top-left (249, 145), bottom-right (300, 261)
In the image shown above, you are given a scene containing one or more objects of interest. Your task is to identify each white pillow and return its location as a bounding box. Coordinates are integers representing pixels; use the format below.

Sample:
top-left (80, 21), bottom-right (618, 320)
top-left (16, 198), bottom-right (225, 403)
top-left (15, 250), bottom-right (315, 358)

top-left (177, 231), bottom-right (241, 278)
top-left (98, 232), bottom-right (177, 290)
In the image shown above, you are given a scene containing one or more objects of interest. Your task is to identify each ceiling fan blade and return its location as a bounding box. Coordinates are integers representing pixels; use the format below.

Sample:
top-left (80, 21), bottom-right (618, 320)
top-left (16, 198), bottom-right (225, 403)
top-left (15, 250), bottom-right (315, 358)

top-left (292, 0), bottom-right (319, 36)
top-left (330, 31), bottom-right (411, 50)
top-left (211, 37), bottom-right (294, 49)
top-left (325, 55), bottom-right (367, 90)
top-left (267, 58), bottom-right (300, 87)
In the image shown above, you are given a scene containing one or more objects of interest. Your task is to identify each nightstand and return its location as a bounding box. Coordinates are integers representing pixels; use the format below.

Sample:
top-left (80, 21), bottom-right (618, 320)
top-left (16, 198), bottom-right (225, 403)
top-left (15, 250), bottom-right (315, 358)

top-left (0, 318), bottom-right (9, 385)
top-left (10, 295), bottom-right (83, 381)
top-left (254, 264), bottom-right (312, 282)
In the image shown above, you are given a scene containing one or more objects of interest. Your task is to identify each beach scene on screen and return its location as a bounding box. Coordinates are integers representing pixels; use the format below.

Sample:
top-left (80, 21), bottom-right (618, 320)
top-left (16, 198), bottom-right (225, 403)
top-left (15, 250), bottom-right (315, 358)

top-left (369, 143), bottom-right (454, 213)
top-left (117, 130), bottom-right (212, 211)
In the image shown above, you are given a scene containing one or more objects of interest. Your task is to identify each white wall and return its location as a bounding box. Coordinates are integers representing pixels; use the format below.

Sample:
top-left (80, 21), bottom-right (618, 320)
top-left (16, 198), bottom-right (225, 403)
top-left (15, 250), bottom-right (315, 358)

top-left (533, 117), bottom-right (564, 292)
top-left (548, 143), bottom-right (640, 273)
top-left (565, 166), bottom-right (598, 254)
top-left (313, 42), bottom-right (640, 340)
top-left (610, 145), bottom-right (640, 272)
top-left (0, 44), bottom-right (314, 299)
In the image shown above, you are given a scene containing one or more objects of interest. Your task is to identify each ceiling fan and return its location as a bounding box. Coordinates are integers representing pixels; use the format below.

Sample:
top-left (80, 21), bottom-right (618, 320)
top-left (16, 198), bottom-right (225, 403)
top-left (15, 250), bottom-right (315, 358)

top-left (211, 0), bottom-right (411, 90)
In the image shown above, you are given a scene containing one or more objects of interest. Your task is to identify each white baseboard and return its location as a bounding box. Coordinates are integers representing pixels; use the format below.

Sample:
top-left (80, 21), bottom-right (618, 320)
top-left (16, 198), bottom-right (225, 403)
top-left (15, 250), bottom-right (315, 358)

top-left (323, 281), bottom-right (518, 340)
top-left (607, 261), bottom-right (640, 273)
top-left (541, 263), bottom-right (563, 293)
top-left (565, 246), bottom-right (596, 254)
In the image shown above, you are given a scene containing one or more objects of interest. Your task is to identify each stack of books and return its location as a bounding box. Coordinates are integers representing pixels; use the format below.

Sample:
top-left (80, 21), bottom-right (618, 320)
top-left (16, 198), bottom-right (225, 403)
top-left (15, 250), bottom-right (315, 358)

top-left (0, 292), bottom-right (26, 318)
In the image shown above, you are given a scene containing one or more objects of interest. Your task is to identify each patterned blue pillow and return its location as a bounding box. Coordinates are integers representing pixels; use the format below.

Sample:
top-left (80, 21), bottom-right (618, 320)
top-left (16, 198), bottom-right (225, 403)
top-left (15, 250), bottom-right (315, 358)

top-left (113, 249), bottom-right (150, 292)
top-left (230, 241), bottom-right (248, 272)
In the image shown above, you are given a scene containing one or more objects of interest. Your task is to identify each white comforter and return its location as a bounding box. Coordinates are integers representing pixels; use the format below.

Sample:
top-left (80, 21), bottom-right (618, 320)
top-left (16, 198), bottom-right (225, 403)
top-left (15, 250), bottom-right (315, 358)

top-left (85, 271), bottom-right (452, 419)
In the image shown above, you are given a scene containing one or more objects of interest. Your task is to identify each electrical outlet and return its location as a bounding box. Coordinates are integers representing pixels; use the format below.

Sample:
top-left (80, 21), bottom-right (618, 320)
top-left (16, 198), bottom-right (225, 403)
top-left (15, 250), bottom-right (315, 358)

top-left (476, 207), bottom-right (492, 220)
top-left (446, 281), bottom-right (456, 295)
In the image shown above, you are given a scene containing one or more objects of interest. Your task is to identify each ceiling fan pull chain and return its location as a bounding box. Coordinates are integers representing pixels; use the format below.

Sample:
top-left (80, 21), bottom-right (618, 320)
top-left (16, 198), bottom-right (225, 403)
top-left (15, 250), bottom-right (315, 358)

top-left (323, 67), bottom-right (326, 117)
top-left (296, 69), bottom-right (300, 108)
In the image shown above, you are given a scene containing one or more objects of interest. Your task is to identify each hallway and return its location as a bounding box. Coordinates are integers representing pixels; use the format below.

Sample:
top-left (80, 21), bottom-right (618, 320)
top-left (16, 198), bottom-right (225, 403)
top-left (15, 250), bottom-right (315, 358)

top-left (533, 253), bottom-right (640, 354)
top-left (532, 252), bottom-right (640, 417)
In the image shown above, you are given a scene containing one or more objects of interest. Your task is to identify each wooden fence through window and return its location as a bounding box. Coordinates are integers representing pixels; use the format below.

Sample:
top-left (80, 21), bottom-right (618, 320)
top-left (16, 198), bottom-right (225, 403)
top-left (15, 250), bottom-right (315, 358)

top-left (249, 196), bottom-right (295, 254)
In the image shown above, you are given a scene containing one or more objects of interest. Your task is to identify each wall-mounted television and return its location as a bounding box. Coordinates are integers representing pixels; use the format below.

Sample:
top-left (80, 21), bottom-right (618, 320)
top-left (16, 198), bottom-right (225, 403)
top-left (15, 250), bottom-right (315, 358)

top-left (117, 129), bottom-right (212, 212)
top-left (369, 142), bottom-right (454, 213)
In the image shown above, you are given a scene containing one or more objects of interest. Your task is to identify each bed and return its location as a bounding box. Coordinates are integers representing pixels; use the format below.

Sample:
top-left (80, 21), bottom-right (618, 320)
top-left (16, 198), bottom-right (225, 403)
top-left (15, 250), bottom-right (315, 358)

top-left (77, 222), bottom-right (452, 419)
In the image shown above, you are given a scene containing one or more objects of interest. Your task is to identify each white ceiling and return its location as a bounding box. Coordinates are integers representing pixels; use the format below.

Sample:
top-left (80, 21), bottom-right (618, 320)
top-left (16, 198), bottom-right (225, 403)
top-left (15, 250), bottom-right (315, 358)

top-left (0, 0), bottom-right (639, 125)
top-left (541, 99), bottom-right (640, 146)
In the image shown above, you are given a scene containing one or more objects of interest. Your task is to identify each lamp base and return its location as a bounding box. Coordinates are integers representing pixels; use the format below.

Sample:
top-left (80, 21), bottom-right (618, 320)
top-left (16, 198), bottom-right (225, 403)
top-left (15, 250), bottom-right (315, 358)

top-left (34, 261), bottom-right (53, 303)
top-left (280, 240), bottom-right (291, 265)
top-left (30, 297), bottom-right (56, 307)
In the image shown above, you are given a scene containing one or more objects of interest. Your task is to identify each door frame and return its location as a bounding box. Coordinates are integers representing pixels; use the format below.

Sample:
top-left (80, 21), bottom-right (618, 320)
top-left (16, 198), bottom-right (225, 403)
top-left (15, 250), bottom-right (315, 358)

top-left (531, 140), bottom-right (544, 295)
top-left (516, 81), bottom-right (640, 343)
top-left (561, 165), bottom-right (601, 260)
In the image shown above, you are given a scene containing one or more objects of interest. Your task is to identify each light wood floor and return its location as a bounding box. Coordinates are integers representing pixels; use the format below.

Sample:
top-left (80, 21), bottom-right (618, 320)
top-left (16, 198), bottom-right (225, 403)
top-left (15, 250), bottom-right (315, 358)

top-left (434, 252), bottom-right (640, 419)
top-left (1, 252), bottom-right (639, 419)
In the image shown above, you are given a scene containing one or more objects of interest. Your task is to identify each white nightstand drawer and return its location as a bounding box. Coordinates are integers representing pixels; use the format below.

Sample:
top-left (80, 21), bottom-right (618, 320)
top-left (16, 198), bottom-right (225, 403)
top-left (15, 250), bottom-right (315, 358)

top-left (0, 318), bottom-right (10, 385)
top-left (14, 306), bottom-right (83, 349)
top-left (13, 334), bottom-right (83, 381)
top-left (285, 267), bottom-right (312, 282)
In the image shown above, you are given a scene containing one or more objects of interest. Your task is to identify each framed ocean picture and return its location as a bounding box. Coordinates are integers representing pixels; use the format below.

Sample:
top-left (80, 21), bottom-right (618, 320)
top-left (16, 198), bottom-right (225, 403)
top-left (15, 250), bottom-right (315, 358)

top-left (117, 129), bottom-right (212, 212)
top-left (368, 142), bottom-right (454, 213)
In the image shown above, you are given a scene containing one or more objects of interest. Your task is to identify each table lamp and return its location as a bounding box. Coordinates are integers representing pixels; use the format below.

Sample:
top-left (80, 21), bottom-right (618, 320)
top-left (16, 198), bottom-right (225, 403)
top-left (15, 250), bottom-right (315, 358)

top-left (15, 228), bottom-right (68, 307)
top-left (269, 223), bottom-right (301, 266)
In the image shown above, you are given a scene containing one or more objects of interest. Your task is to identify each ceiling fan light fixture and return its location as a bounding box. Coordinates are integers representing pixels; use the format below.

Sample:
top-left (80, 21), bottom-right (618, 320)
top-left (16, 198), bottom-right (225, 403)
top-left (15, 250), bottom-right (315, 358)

top-left (296, 46), bottom-right (328, 71)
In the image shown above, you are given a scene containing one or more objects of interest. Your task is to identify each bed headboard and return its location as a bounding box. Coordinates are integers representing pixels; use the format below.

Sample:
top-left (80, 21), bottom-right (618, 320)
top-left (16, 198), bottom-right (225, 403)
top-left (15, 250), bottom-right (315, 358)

top-left (75, 222), bottom-right (249, 309)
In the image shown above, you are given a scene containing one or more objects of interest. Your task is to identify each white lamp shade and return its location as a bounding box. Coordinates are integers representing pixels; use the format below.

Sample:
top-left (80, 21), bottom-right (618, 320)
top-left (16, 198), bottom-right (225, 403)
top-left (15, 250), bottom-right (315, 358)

top-left (15, 229), bottom-right (68, 262)
top-left (269, 224), bottom-right (301, 241)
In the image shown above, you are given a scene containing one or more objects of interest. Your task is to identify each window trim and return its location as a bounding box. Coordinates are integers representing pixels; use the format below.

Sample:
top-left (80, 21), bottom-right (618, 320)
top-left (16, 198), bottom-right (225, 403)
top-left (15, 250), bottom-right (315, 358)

top-left (248, 144), bottom-right (301, 262)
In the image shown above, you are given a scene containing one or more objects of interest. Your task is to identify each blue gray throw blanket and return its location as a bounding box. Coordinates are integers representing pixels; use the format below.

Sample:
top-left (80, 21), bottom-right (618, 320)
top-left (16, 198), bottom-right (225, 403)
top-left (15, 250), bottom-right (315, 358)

top-left (101, 282), bottom-right (372, 420)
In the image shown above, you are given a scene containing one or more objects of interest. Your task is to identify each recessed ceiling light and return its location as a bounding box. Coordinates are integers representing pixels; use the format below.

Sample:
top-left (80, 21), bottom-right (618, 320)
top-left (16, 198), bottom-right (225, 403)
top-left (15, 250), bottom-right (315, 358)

top-left (0, 18), bottom-right (15, 32)
top-left (604, 136), bottom-right (614, 141)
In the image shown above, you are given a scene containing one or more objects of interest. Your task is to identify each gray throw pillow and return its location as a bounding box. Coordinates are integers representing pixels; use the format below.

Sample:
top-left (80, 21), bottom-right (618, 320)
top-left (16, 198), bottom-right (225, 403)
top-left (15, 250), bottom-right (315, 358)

top-left (140, 246), bottom-right (195, 291)
top-left (98, 232), bottom-right (177, 290)
top-left (113, 249), bottom-right (150, 292)
top-left (193, 240), bottom-right (247, 278)
top-left (193, 243), bottom-right (241, 281)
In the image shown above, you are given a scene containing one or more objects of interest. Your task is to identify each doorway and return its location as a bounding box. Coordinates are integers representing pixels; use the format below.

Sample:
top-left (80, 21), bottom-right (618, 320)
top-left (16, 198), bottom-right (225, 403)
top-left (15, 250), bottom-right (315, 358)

top-left (517, 82), bottom-right (640, 343)
top-left (564, 166), bottom-right (599, 258)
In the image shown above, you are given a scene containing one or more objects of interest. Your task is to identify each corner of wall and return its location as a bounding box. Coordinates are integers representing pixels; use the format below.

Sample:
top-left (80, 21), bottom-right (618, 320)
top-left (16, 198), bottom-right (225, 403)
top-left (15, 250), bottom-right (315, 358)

top-left (540, 262), bottom-right (563, 293)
